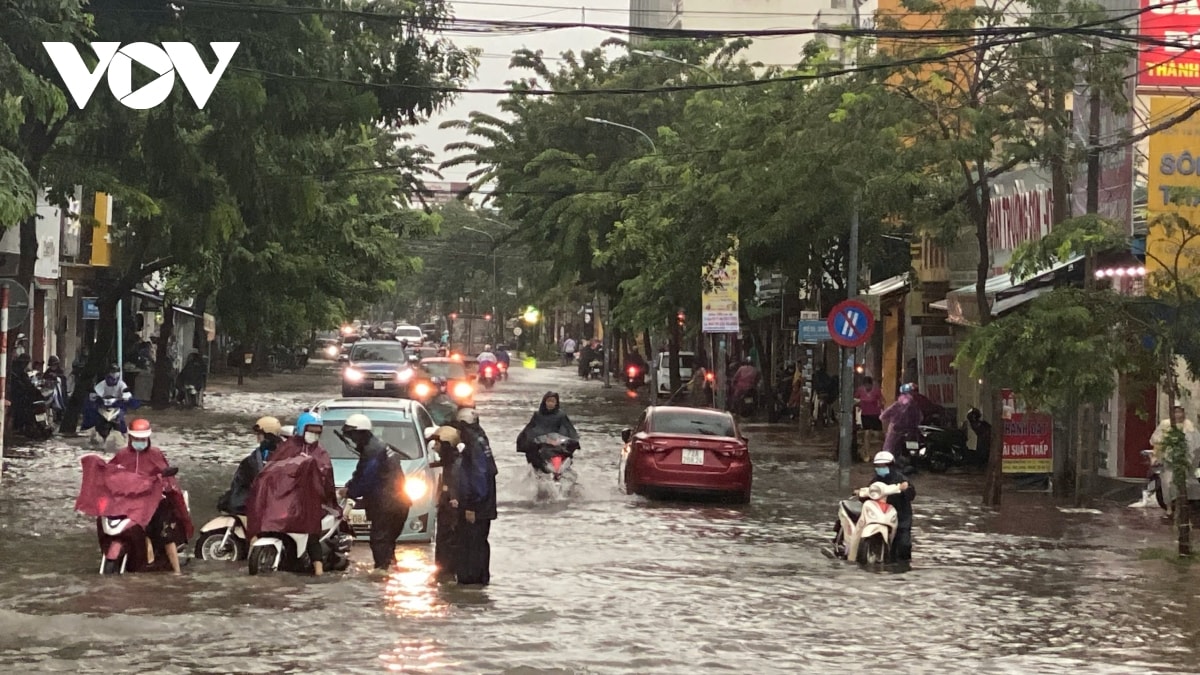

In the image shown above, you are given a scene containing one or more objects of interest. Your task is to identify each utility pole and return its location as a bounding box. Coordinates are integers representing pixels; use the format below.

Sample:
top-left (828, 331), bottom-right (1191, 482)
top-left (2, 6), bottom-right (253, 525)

top-left (838, 194), bottom-right (861, 491)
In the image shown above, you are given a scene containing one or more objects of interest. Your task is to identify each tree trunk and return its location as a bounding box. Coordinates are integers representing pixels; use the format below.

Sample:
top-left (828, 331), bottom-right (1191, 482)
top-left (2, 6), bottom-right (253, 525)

top-left (151, 302), bottom-right (175, 408)
top-left (192, 293), bottom-right (209, 350)
top-left (972, 161), bottom-right (1002, 508)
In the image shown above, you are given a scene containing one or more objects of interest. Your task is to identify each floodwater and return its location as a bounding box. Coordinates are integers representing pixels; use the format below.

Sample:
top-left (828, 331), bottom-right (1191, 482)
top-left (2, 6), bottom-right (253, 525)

top-left (0, 363), bottom-right (1198, 673)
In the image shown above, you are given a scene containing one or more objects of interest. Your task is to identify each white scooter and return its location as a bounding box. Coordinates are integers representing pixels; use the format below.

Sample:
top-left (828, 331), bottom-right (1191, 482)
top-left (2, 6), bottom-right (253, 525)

top-left (247, 501), bottom-right (354, 575)
top-left (833, 481), bottom-right (904, 564)
top-left (91, 393), bottom-right (132, 449)
top-left (194, 512), bottom-right (249, 562)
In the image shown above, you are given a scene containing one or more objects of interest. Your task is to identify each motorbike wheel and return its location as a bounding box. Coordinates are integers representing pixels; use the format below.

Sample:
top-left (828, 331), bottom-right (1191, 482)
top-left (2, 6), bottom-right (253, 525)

top-left (483, 379), bottom-right (494, 390)
top-left (248, 546), bottom-right (278, 576)
top-left (195, 532), bottom-right (246, 562)
top-left (928, 454), bottom-right (951, 473)
top-left (101, 557), bottom-right (122, 575)
top-left (859, 536), bottom-right (886, 564)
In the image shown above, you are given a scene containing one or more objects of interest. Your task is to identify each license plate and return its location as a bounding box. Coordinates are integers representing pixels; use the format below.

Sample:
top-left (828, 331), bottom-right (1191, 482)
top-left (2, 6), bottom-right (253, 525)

top-left (906, 441), bottom-right (919, 449)
top-left (373, 381), bottom-right (385, 390)
top-left (682, 449), bottom-right (705, 465)
top-left (35, 414), bottom-right (46, 422)
top-left (349, 510), bottom-right (368, 525)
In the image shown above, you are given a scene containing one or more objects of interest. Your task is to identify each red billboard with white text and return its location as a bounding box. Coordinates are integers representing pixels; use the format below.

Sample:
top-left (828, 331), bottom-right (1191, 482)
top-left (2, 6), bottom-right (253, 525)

top-left (1139, 0), bottom-right (1200, 89)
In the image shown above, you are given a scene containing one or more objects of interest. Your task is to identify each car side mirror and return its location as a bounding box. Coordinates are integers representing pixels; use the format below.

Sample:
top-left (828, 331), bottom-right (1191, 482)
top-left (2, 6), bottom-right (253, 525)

top-left (338, 353), bottom-right (349, 363)
top-left (621, 428), bottom-right (632, 443)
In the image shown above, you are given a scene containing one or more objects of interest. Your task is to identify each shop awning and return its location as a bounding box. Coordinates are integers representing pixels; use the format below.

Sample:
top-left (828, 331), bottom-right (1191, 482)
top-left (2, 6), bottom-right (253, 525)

top-left (935, 256), bottom-right (1084, 325)
top-left (863, 273), bottom-right (909, 298)
top-left (131, 288), bottom-right (201, 318)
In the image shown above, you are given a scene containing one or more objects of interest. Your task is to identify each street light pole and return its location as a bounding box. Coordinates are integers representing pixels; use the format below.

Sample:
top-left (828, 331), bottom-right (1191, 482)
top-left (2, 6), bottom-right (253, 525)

top-left (631, 49), bottom-right (718, 81)
top-left (462, 225), bottom-right (497, 341)
top-left (584, 117), bottom-right (657, 154)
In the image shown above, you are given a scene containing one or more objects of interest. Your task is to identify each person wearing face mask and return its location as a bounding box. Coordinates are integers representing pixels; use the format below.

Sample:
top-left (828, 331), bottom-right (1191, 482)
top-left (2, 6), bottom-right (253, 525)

top-left (340, 414), bottom-right (410, 574)
top-left (248, 411), bottom-right (337, 576)
top-left (870, 451), bottom-right (916, 562)
top-left (516, 392), bottom-right (578, 469)
top-left (217, 417), bottom-right (283, 516)
top-left (107, 419), bottom-right (192, 574)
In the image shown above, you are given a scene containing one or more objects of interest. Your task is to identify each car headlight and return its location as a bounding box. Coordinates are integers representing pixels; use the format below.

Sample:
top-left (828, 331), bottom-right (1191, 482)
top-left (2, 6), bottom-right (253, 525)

top-left (397, 369), bottom-right (413, 383)
top-left (413, 382), bottom-right (432, 398)
top-left (404, 476), bottom-right (428, 502)
top-left (325, 345), bottom-right (338, 357)
top-left (453, 382), bottom-right (473, 399)
top-left (343, 368), bottom-right (364, 383)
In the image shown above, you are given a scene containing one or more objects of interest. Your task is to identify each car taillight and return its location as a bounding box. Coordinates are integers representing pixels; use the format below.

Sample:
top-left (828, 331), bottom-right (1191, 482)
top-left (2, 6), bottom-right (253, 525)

top-left (627, 366), bottom-right (638, 377)
top-left (715, 444), bottom-right (747, 458)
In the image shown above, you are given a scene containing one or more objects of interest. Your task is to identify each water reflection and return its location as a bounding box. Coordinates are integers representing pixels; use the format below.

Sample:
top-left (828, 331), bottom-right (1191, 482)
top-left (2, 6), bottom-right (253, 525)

top-left (382, 548), bottom-right (445, 619)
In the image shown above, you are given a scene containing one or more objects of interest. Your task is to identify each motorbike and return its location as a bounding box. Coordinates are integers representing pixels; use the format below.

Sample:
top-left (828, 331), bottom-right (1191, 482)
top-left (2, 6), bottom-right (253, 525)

top-left (179, 382), bottom-right (204, 408)
top-left (588, 353), bottom-right (604, 380)
top-left (531, 433), bottom-right (580, 496)
top-left (478, 363), bottom-right (498, 390)
top-left (91, 393), bottom-right (133, 448)
top-left (33, 371), bottom-right (66, 428)
top-left (247, 501), bottom-right (355, 575)
top-left (194, 511), bottom-right (249, 562)
top-left (625, 365), bottom-right (645, 392)
top-left (92, 466), bottom-right (192, 574)
top-left (832, 481), bottom-right (904, 565)
top-left (497, 360), bottom-right (509, 381)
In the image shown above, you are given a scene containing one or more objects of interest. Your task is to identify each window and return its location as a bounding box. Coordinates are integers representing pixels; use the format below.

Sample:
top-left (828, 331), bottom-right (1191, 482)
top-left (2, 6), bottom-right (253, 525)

top-left (650, 410), bottom-right (736, 437)
top-left (319, 412), bottom-right (422, 460)
top-left (421, 362), bottom-right (466, 380)
top-left (656, 353), bottom-right (696, 371)
top-left (351, 343), bottom-right (406, 363)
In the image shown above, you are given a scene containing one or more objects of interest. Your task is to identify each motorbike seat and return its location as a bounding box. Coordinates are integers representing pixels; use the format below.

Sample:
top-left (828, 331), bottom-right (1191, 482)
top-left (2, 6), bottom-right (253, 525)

top-left (840, 499), bottom-right (863, 522)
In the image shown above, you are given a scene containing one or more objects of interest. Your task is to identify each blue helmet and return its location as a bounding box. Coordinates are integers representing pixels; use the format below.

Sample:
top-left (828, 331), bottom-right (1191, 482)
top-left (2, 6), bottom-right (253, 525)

top-left (296, 411), bottom-right (324, 435)
top-left (900, 383), bottom-right (915, 394)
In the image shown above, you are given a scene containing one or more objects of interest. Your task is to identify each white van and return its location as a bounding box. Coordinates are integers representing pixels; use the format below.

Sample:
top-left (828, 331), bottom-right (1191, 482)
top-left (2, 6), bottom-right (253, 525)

top-left (394, 325), bottom-right (425, 345)
top-left (655, 351), bottom-right (696, 396)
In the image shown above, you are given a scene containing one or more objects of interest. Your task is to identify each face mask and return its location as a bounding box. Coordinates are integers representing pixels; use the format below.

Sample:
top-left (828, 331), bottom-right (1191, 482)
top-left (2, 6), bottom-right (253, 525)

top-left (132, 440), bottom-right (149, 452)
top-left (304, 431), bottom-right (320, 445)
top-left (874, 466), bottom-right (889, 477)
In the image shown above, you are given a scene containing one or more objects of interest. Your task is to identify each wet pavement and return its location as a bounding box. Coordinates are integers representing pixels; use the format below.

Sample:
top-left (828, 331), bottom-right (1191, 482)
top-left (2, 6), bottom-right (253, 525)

top-left (1, 362), bottom-right (1198, 673)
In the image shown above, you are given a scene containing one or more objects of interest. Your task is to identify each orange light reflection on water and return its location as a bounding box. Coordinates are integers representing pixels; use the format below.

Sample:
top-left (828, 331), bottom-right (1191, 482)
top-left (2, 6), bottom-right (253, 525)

top-left (376, 548), bottom-right (459, 672)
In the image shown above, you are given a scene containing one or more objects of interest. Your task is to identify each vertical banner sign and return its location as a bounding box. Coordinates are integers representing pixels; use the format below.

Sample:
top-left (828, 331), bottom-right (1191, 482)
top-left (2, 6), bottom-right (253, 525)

top-left (91, 191), bottom-right (112, 267)
top-left (1145, 97), bottom-right (1200, 286)
top-left (917, 336), bottom-right (956, 408)
top-left (702, 257), bottom-right (739, 333)
top-left (1000, 389), bottom-right (1054, 473)
top-left (1138, 0), bottom-right (1200, 90)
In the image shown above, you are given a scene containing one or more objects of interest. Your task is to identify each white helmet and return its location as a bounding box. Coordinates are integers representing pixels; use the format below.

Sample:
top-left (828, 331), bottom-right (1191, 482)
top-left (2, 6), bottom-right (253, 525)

top-left (456, 407), bottom-right (479, 425)
top-left (343, 413), bottom-right (373, 432)
top-left (873, 451), bottom-right (895, 466)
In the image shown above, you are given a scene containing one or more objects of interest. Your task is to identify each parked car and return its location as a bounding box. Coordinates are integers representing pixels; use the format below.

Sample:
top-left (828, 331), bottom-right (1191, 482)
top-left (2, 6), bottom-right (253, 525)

top-left (311, 398), bottom-right (442, 544)
top-left (394, 324), bottom-right (425, 346)
top-left (341, 340), bottom-right (416, 398)
top-left (655, 351), bottom-right (696, 397)
top-left (619, 406), bottom-right (751, 503)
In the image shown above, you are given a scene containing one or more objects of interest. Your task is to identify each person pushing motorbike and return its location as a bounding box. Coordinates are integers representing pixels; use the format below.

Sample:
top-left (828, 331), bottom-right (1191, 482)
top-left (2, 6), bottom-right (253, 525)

top-left (109, 419), bottom-right (191, 574)
top-left (218, 417), bottom-right (283, 515)
top-left (517, 391), bottom-right (579, 469)
top-left (341, 414), bottom-right (411, 573)
top-left (870, 451), bottom-right (915, 562)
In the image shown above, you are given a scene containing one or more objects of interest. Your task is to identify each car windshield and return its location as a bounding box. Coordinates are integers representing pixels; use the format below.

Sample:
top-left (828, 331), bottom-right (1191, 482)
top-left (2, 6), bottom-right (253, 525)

top-left (657, 354), bottom-right (696, 370)
top-left (351, 343), bottom-right (406, 362)
top-left (651, 410), bottom-right (735, 437)
top-left (422, 362), bottom-right (466, 379)
top-left (318, 412), bottom-right (423, 460)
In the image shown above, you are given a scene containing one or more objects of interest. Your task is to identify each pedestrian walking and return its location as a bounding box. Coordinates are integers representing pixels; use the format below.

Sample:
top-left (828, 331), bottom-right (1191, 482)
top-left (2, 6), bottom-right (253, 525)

top-left (854, 376), bottom-right (886, 461)
top-left (340, 414), bottom-right (411, 573)
top-left (561, 336), bottom-right (577, 366)
top-left (448, 409), bottom-right (497, 585)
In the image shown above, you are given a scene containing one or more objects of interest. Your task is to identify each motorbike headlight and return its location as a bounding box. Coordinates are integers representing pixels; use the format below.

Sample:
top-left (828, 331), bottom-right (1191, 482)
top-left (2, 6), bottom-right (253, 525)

top-left (404, 476), bottom-right (428, 502)
top-left (453, 382), bottom-right (473, 399)
top-left (343, 368), bottom-right (364, 383)
top-left (413, 382), bottom-right (432, 399)
top-left (868, 485), bottom-right (883, 500)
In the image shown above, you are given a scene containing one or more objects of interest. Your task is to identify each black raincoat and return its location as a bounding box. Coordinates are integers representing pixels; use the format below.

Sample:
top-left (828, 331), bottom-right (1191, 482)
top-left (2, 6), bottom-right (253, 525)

top-left (876, 467), bottom-right (916, 561)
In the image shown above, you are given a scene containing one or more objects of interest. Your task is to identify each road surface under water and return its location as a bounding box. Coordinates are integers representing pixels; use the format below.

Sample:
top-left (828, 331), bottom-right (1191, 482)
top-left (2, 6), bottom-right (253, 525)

top-left (0, 363), bottom-right (1197, 673)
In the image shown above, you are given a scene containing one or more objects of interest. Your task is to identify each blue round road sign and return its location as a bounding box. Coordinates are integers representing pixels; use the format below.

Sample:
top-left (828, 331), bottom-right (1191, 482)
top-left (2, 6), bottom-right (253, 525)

top-left (827, 299), bottom-right (875, 348)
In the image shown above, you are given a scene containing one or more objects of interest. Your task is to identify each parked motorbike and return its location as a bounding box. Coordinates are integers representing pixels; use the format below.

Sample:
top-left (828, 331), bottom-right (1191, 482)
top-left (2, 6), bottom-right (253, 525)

top-left (194, 511), bottom-right (249, 562)
top-left (832, 481), bottom-right (904, 564)
top-left (915, 409), bottom-right (989, 473)
top-left (247, 501), bottom-right (354, 575)
top-left (478, 363), bottom-right (498, 390)
top-left (32, 371), bottom-right (66, 428)
top-left (625, 365), bottom-right (645, 392)
top-left (180, 383), bottom-right (203, 408)
top-left (89, 465), bottom-right (192, 574)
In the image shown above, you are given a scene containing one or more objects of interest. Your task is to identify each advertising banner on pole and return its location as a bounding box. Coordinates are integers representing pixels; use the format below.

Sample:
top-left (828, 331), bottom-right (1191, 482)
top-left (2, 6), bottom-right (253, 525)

top-left (702, 257), bottom-right (739, 333)
top-left (1000, 389), bottom-right (1054, 474)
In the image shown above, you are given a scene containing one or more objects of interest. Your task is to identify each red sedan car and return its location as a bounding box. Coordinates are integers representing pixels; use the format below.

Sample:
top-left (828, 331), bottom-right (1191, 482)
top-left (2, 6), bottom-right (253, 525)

top-left (620, 406), bottom-right (752, 503)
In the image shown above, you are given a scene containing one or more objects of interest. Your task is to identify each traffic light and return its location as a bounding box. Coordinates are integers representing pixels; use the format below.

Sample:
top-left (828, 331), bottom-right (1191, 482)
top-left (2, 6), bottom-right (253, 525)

top-left (676, 309), bottom-right (686, 326)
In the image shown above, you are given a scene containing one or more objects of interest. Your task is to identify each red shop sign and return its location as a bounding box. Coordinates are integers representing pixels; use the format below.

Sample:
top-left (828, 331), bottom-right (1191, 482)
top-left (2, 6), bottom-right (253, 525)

top-left (1138, 0), bottom-right (1200, 90)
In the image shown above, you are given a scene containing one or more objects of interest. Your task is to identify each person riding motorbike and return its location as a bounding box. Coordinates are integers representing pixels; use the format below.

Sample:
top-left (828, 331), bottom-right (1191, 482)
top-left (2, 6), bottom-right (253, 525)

top-left (516, 392), bottom-right (579, 468)
top-left (175, 351), bottom-right (207, 404)
top-left (217, 417), bottom-right (283, 515)
top-left (870, 450), bottom-right (916, 562)
top-left (7, 353), bottom-right (43, 436)
top-left (729, 358), bottom-right (760, 411)
top-left (495, 345), bottom-right (511, 375)
top-left (880, 383), bottom-right (922, 461)
top-left (477, 345), bottom-right (497, 365)
top-left (249, 411), bottom-right (337, 576)
top-left (109, 419), bottom-right (188, 574)
top-left (341, 414), bottom-right (410, 572)
top-left (82, 365), bottom-right (133, 435)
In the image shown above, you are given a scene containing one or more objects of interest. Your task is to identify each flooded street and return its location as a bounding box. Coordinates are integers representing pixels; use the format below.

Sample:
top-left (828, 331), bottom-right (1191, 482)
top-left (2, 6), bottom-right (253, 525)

top-left (1, 363), bottom-right (1198, 673)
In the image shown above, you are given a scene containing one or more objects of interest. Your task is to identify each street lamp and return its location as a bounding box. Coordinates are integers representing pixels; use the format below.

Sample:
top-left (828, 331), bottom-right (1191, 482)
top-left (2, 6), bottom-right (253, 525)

top-left (462, 225), bottom-right (497, 336)
top-left (632, 49), bottom-right (718, 81)
top-left (584, 117), bottom-right (657, 154)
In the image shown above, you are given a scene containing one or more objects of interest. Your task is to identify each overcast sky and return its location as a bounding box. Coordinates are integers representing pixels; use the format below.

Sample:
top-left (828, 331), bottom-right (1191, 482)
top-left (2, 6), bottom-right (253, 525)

top-left (416, 0), bottom-right (630, 182)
